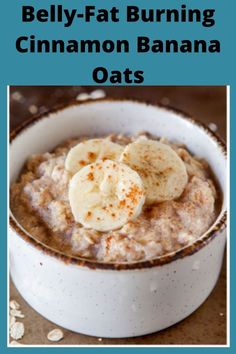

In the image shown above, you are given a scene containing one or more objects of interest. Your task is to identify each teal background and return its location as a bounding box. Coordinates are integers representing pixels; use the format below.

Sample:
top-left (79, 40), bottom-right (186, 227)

top-left (0, 0), bottom-right (233, 352)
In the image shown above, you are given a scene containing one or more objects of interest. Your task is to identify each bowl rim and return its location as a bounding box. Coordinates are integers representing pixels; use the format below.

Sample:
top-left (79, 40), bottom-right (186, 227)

top-left (9, 97), bottom-right (227, 271)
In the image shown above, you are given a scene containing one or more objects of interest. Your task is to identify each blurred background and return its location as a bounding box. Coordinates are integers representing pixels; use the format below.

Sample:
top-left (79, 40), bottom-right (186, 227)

top-left (10, 86), bottom-right (227, 345)
top-left (10, 86), bottom-right (226, 140)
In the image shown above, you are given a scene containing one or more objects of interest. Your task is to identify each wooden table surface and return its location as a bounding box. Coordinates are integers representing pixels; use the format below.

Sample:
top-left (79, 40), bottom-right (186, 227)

top-left (10, 86), bottom-right (227, 345)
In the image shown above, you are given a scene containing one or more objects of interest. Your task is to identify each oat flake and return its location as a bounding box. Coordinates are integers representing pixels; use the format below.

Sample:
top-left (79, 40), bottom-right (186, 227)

top-left (208, 122), bottom-right (218, 132)
top-left (10, 340), bottom-right (23, 346)
top-left (76, 92), bottom-right (90, 101)
top-left (47, 328), bottom-right (64, 342)
top-left (11, 91), bottom-right (24, 102)
top-left (9, 300), bottom-right (20, 310)
top-left (9, 315), bottom-right (16, 328)
top-left (10, 309), bottom-right (25, 318)
top-left (90, 89), bottom-right (106, 99)
top-left (28, 104), bottom-right (38, 115)
top-left (10, 322), bottom-right (25, 340)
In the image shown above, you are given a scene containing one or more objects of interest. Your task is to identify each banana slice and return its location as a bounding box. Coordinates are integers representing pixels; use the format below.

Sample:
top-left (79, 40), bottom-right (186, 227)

top-left (120, 139), bottom-right (188, 204)
top-left (65, 139), bottom-right (124, 175)
top-left (69, 160), bottom-right (145, 231)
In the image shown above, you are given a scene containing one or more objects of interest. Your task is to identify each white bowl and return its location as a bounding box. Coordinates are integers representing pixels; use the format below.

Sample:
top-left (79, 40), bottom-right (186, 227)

top-left (9, 99), bottom-right (227, 338)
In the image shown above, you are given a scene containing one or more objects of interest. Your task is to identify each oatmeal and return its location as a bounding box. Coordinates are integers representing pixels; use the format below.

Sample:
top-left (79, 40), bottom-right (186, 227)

top-left (10, 133), bottom-right (219, 263)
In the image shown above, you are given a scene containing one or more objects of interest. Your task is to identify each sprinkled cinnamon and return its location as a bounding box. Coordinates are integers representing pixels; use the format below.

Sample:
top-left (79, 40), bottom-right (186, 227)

top-left (87, 152), bottom-right (95, 160)
top-left (126, 185), bottom-right (143, 205)
top-left (87, 172), bottom-right (94, 181)
top-left (119, 200), bottom-right (126, 207)
top-left (79, 160), bottom-right (86, 166)
top-left (86, 211), bottom-right (92, 219)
